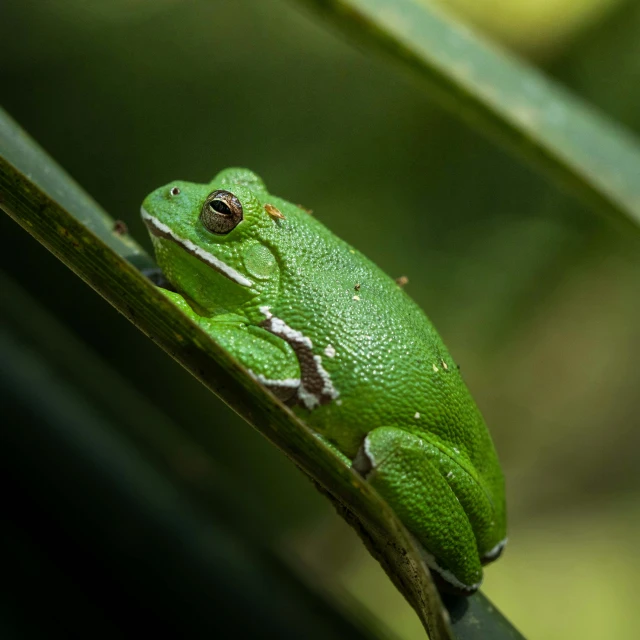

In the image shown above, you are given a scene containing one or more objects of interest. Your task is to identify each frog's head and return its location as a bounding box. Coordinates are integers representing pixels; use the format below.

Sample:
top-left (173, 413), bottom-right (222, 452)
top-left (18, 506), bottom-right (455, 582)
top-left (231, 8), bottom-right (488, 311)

top-left (141, 168), bottom-right (284, 314)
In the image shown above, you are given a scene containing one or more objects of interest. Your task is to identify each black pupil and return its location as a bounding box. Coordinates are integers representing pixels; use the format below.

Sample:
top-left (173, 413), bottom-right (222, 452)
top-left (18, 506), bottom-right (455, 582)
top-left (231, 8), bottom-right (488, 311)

top-left (211, 199), bottom-right (232, 216)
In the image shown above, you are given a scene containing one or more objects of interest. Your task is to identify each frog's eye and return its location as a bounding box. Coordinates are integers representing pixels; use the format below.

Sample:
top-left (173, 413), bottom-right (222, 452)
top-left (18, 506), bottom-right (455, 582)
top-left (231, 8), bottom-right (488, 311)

top-left (200, 189), bottom-right (243, 235)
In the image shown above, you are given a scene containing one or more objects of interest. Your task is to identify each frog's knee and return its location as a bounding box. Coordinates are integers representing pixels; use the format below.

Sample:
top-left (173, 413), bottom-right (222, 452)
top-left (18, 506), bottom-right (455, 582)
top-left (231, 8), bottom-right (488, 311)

top-left (352, 427), bottom-right (410, 478)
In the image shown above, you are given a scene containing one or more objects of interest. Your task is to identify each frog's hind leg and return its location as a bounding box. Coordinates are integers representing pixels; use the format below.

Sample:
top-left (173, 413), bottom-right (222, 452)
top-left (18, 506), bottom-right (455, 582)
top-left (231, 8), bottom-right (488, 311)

top-left (352, 427), bottom-right (485, 593)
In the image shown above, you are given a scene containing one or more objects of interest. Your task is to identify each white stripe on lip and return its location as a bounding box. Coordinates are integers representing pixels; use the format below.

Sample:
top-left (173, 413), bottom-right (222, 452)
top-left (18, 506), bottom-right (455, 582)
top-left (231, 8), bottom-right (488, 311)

top-left (141, 207), bottom-right (253, 288)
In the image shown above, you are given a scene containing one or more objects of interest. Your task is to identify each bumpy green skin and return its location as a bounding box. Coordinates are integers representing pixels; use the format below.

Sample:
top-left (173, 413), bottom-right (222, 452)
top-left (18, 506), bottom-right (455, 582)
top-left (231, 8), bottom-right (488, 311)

top-left (141, 168), bottom-right (506, 593)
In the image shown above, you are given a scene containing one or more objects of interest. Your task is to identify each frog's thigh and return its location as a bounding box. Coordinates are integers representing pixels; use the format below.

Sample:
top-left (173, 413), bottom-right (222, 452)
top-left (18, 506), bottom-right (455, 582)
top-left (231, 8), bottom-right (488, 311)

top-left (353, 427), bottom-right (483, 592)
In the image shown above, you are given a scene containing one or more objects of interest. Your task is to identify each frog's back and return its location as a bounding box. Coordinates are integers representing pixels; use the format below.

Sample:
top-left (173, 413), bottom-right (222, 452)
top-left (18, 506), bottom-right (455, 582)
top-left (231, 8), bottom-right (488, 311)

top-left (267, 199), bottom-right (503, 513)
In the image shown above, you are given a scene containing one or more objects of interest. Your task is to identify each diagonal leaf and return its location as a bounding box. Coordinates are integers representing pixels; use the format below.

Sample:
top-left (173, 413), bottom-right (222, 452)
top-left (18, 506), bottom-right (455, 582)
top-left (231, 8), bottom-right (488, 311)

top-left (0, 108), bottom-right (471, 638)
top-left (294, 0), bottom-right (640, 235)
top-left (1, 271), bottom-right (400, 640)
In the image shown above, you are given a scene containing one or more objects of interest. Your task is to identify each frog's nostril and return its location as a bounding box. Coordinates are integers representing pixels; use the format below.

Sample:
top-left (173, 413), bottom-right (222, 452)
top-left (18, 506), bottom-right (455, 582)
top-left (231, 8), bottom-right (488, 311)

top-left (170, 186), bottom-right (181, 196)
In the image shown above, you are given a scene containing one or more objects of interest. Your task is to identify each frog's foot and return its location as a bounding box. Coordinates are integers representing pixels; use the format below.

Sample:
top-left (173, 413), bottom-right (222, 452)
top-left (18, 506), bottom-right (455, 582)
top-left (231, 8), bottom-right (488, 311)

top-left (352, 427), bottom-right (489, 593)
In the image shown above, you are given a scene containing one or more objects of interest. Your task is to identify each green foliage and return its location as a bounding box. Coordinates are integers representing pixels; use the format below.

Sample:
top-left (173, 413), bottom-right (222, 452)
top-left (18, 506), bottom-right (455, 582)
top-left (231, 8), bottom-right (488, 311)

top-left (0, 107), bottom-right (453, 639)
top-left (2, 0), bottom-right (640, 638)
top-left (297, 0), bottom-right (640, 232)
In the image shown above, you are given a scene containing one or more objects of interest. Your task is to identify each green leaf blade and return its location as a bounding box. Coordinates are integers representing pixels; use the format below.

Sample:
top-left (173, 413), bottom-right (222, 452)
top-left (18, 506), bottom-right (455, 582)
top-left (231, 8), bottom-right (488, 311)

top-left (0, 106), bottom-right (461, 639)
top-left (295, 0), bottom-right (640, 234)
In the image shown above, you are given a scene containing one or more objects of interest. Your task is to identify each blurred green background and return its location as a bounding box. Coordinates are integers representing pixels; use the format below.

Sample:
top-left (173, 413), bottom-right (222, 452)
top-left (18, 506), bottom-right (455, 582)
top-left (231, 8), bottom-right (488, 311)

top-left (2, 0), bottom-right (640, 637)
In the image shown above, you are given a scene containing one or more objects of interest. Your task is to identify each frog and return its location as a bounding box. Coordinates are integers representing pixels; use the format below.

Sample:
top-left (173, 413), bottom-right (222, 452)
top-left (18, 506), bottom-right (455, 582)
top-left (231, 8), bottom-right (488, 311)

top-left (141, 168), bottom-right (507, 593)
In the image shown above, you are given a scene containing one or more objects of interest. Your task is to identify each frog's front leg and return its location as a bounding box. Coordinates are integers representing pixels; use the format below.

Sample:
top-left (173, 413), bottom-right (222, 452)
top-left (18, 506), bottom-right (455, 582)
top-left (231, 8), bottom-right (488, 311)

top-left (352, 427), bottom-right (488, 593)
top-left (161, 290), bottom-right (300, 401)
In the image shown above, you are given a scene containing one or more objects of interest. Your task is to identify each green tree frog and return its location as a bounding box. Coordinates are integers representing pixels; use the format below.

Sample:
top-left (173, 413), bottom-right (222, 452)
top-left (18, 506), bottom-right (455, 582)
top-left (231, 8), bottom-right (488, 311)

top-left (141, 168), bottom-right (507, 593)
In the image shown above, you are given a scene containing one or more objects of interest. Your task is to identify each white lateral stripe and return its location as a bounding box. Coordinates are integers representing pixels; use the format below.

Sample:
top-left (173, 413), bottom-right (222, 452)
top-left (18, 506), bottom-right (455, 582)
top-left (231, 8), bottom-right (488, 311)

top-left (311, 353), bottom-right (339, 402)
top-left (363, 436), bottom-right (376, 467)
top-left (260, 306), bottom-right (339, 410)
top-left (297, 383), bottom-right (321, 411)
top-left (141, 207), bottom-right (253, 287)
top-left (249, 371), bottom-right (300, 388)
top-left (259, 306), bottom-right (313, 349)
top-left (483, 537), bottom-right (508, 560)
